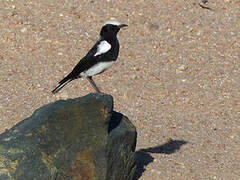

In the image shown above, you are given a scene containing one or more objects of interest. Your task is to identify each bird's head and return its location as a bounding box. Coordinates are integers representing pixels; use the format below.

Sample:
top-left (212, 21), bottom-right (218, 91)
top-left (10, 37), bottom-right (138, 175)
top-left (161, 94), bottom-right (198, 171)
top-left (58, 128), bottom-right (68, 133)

top-left (100, 20), bottom-right (127, 37)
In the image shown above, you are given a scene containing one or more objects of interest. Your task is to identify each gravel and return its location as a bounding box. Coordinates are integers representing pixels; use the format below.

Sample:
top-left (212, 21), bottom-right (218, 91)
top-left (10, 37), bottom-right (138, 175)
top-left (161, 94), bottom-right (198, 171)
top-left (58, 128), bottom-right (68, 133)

top-left (0, 0), bottom-right (239, 179)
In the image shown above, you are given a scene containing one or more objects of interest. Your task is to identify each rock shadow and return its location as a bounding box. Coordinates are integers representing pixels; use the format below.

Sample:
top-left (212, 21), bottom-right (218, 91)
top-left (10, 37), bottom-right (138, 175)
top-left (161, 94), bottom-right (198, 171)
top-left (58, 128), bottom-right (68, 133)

top-left (108, 111), bottom-right (123, 133)
top-left (134, 139), bottom-right (188, 180)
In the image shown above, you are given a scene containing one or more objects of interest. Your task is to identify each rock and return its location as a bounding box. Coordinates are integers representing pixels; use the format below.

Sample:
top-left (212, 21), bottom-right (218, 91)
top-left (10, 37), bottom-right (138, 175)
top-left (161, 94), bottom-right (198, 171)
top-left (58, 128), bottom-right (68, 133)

top-left (20, 27), bottom-right (27, 33)
top-left (149, 23), bottom-right (159, 30)
top-left (0, 93), bottom-right (137, 180)
top-left (176, 65), bottom-right (188, 73)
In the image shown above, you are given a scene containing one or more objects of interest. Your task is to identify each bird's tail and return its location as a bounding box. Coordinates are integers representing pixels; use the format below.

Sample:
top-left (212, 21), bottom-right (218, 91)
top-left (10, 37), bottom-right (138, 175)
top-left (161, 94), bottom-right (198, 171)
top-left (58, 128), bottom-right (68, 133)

top-left (52, 78), bottom-right (72, 94)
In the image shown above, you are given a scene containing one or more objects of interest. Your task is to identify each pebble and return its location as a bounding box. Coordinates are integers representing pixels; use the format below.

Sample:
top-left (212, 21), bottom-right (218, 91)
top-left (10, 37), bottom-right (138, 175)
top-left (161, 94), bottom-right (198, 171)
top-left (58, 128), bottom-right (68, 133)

top-left (20, 27), bottom-right (27, 33)
top-left (176, 65), bottom-right (188, 73)
top-left (149, 23), bottom-right (159, 30)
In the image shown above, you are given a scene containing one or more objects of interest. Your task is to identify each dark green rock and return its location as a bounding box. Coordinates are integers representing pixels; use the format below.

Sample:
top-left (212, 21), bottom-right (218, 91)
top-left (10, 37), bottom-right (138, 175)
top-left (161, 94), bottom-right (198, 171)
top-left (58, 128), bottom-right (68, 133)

top-left (0, 93), bottom-right (137, 180)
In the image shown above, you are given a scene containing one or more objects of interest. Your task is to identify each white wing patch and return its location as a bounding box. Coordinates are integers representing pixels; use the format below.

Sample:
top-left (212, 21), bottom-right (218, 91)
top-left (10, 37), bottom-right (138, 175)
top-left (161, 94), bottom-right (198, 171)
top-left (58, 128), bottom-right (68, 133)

top-left (80, 61), bottom-right (115, 77)
top-left (94, 40), bottom-right (111, 57)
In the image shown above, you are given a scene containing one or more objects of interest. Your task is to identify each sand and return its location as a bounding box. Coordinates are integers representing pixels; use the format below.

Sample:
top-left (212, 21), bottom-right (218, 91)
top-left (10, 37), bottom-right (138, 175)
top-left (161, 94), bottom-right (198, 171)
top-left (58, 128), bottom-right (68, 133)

top-left (0, 0), bottom-right (239, 179)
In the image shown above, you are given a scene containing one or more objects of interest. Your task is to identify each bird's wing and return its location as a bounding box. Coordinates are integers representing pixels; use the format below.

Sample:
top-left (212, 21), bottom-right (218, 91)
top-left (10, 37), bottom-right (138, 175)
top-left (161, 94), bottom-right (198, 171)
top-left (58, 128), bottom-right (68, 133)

top-left (58, 39), bottom-right (112, 84)
top-left (85, 38), bottom-right (112, 58)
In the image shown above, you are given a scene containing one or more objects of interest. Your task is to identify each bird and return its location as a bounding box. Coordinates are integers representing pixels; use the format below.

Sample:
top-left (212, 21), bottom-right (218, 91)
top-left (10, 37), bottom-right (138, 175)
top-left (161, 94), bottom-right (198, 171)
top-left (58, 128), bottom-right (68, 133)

top-left (52, 20), bottom-right (127, 94)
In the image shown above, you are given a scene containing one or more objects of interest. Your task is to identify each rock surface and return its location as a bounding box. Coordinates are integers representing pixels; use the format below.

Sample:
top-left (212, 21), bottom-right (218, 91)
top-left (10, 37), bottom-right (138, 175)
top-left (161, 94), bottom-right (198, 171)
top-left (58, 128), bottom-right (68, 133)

top-left (0, 93), bottom-right (137, 180)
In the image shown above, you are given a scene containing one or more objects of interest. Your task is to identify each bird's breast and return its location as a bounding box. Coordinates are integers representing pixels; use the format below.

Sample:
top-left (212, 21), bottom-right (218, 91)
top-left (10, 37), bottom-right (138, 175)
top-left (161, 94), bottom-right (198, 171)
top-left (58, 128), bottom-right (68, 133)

top-left (80, 61), bottom-right (115, 77)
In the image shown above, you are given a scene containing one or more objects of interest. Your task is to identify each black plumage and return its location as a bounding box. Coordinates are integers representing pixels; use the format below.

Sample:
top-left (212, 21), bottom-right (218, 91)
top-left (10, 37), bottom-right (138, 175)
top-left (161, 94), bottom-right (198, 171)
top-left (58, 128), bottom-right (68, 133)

top-left (52, 21), bottom-right (127, 94)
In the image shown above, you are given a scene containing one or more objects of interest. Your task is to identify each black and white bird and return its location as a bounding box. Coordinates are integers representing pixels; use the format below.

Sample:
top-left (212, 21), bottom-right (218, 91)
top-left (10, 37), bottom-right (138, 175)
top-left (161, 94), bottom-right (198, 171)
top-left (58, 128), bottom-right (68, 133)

top-left (52, 20), bottom-right (127, 94)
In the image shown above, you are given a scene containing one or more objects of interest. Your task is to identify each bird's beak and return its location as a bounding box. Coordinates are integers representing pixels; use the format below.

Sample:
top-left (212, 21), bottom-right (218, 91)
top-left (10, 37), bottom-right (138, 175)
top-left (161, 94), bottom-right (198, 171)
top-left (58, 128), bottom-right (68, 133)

top-left (119, 24), bottom-right (128, 28)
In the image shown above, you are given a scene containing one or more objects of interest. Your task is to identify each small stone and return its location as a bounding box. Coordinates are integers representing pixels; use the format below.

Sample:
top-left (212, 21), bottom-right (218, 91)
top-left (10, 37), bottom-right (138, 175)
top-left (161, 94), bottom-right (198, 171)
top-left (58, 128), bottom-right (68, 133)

top-left (132, 74), bottom-right (137, 79)
top-left (176, 65), bottom-right (188, 73)
top-left (230, 135), bottom-right (235, 139)
top-left (178, 65), bottom-right (188, 71)
top-left (149, 23), bottom-right (159, 30)
top-left (7, 12), bottom-right (15, 17)
top-left (20, 27), bottom-right (27, 33)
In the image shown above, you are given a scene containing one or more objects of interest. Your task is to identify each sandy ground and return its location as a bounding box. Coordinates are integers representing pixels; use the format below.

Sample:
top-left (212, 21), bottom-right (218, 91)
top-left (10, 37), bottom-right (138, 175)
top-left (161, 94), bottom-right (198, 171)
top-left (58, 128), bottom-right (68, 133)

top-left (0, 0), bottom-right (239, 179)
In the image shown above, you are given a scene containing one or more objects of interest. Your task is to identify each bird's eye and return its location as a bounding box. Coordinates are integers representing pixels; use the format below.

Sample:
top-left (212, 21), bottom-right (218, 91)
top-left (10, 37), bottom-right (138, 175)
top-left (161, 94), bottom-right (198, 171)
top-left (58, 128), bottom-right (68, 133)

top-left (112, 25), bottom-right (118, 31)
top-left (109, 25), bottom-right (116, 31)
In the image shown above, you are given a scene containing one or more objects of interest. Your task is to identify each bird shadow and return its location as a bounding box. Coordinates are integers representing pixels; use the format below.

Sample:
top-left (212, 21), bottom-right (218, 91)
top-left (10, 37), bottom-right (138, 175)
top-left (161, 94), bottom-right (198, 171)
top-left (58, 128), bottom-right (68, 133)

top-left (107, 112), bottom-right (188, 179)
top-left (133, 139), bottom-right (188, 180)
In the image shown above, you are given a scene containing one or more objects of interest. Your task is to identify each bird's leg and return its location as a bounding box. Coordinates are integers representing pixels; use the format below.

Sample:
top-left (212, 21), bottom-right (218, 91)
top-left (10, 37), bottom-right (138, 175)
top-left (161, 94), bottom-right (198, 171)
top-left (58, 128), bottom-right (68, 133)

top-left (86, 76), bottom-right (101, 93)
